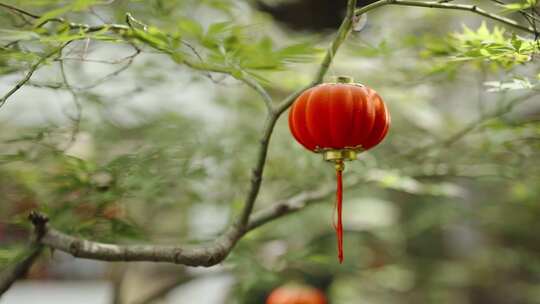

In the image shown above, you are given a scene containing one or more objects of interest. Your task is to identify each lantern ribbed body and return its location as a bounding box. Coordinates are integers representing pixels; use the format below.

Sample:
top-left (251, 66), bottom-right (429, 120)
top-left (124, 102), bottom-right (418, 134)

top-left (288, 83), bottom-right (390, 152)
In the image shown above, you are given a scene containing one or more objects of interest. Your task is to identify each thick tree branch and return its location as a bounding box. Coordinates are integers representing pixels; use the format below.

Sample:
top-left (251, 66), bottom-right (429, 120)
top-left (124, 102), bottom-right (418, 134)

top-left (0, 212), bottom-right (48, 297)
top-left (0, 246), bottom-right (42, 297)
top-left (30, 184), bottom-right (335, 268)
top-left (38, 221), bottom-right (240, 267)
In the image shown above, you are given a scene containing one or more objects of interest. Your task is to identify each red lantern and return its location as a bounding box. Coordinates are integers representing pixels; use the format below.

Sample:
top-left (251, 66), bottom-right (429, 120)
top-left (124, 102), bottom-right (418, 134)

top-left (266, 284), bottom-right (327, 304)
top-left (288, 76), bottom-right (390, 263)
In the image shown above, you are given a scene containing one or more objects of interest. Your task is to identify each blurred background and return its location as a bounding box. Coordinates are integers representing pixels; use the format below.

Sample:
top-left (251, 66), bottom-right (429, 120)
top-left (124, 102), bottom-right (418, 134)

top-left (0, 0), bottom-right (539, 303)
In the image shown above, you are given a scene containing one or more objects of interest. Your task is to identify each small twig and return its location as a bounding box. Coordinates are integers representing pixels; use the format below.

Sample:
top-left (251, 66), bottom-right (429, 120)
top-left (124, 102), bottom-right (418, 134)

top-left (0, 3), bottom-right (34, 26)
top-left (396, 91), bottom-right (540, 160)
top-left (30, 44), bottom-right (142, 91)
top-left (0, 2), bottom-right (40, 19)
top-left (240, 75), bottom-right (274, 113)
top-left (125, 12), bottom-right (148, 31)
top-left (58, 54), bottom-right (82, 151)
top-left (0, 45), bottom-right (66, 108)
top-left (181, 40), bottom-right (217, 82)
top-left (247, 185), bottom-right (336, 231)
top-left (74, 44), bottom-right (140, 91)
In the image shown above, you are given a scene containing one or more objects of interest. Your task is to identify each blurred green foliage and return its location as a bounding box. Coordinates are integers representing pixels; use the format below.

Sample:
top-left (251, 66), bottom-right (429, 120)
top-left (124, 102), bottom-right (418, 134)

top-left (1, 0), bottom-right (540, 303)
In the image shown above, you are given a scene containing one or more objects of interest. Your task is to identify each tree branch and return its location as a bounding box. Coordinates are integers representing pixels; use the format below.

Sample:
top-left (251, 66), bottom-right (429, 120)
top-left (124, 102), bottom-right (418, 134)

top-left (247, 186), bottom-right (336, 231)
top-left (239, 75), bottom-right (274, 113)
top-left (0, 246), bottom-right (42, 297)
top-left (354, 0), bottom-right (536, 34)
top-left (237, 114), bottom-right (278, 228)
top-left (275, 0), bottom-right (358, 116)
top-left (0, 46), bottom-right (65, 108)
top-left (0, 212), bottom-right (48, 297)
top-left (37, 221), bottom-right (240, 267)
top-left (0, 2), bottom-right (39, 19)
top-left (30, 183), bottom-right (336, 268)
top-left (25, 0), bottom-right (360, 268)
top-left (239, 0), bottom-right (358, 227)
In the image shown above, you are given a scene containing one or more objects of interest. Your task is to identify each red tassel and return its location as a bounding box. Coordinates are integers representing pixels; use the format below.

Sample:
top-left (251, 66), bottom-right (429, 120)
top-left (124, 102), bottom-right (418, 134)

top-left (335, 164), bottom-right (344, 263)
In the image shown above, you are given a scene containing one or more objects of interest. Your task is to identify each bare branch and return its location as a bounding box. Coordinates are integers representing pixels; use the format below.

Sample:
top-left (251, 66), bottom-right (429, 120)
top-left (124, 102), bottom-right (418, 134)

top-left (30, 183), bottom-right (335, 268)
top-left (74, 44), bottom-right (140, 91)
top-left (26, 45), bottom-right (141, 92)
top-left (37, 217), bottom-right (241, 267)
top-left (237, 114), bottom-right (278, 228)
top-left (247, 186), bottom-right (336, 231)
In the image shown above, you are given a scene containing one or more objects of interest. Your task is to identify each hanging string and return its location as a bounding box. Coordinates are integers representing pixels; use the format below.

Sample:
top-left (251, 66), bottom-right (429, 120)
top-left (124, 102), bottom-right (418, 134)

top-left (335, 160), bottom-right (344, 263)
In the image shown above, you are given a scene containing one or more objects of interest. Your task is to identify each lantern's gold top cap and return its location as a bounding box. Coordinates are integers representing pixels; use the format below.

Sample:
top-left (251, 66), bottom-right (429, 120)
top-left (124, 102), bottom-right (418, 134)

top-left (335, 76), bottom-right (354, 84)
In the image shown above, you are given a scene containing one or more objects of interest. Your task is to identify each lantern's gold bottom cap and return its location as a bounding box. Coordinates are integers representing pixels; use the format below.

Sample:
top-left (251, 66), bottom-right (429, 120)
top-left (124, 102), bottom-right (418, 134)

top-left (321, 149), bottom-right (360, 162)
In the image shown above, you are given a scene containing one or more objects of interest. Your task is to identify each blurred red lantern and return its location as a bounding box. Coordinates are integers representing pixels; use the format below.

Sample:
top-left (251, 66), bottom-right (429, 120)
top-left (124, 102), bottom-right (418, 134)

top-left (266, 284), bottom-right (327, 304)
top-left (288, 76), bottom-right (390, 263)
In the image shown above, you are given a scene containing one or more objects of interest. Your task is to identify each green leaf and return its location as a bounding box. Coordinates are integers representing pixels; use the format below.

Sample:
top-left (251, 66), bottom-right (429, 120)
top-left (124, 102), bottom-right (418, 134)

top-left (206, 21), bottom-right (233, 38)
top-left (442, 22), bottom-right (539, 67)
top-left (34, 0), bottom-right (102, 26)
top-left (500, 0), bottom-right (537, 12)
top-left (178, 19), bottom-right (204, 39)
top-left (129, 26), bottom-right (173, 53)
